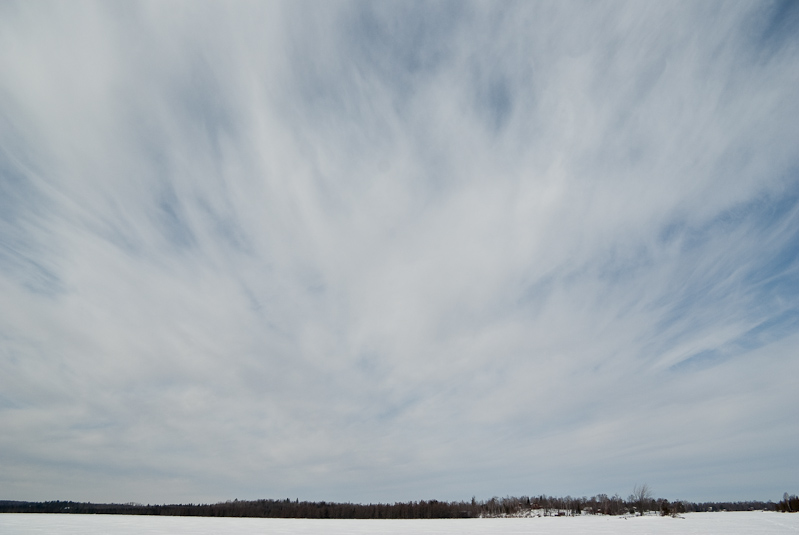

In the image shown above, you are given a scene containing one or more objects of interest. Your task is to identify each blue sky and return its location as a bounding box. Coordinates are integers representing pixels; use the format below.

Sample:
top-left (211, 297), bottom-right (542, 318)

top-left (1, 1), bottom-right (798, 504)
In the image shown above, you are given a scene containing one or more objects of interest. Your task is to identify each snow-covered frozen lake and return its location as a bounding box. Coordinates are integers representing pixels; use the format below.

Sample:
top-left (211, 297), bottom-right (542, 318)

top-left (1, 511), bottom-right (798, 534)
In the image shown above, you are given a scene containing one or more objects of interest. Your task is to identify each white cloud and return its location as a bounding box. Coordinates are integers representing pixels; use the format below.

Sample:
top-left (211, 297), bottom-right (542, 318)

top-left (0, 1), bottom-right (797, 504)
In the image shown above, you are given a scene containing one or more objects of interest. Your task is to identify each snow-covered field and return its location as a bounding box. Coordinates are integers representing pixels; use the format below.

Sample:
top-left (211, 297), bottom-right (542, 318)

top-left (1, 512), bottom-right (798, 534)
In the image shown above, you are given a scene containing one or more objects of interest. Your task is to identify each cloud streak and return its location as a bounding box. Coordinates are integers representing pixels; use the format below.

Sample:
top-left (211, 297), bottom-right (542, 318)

top-left (1, 1), bottom-right (798, 503)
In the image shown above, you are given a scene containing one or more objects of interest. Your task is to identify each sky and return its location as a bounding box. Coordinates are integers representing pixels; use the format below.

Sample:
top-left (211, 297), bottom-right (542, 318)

top-left (1, 1), bottom-right (798, 505)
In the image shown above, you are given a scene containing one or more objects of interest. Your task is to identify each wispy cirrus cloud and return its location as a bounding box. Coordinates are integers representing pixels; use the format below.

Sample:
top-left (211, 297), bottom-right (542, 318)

top-left (0, 1), bottom-right (797, 503)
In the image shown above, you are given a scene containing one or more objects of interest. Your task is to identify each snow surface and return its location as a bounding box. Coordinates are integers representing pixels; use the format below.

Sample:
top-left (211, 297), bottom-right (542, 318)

top-left (1, 512), bottom-right (798, 534)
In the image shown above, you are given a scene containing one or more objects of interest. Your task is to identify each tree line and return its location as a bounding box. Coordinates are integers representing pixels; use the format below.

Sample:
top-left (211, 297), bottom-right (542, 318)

top-left (0, 492), bottom-right (780, 518)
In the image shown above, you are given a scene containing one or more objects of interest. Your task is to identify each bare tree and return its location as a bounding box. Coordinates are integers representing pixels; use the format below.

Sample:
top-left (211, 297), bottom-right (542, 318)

top-left (632, 484), bottom-right (653, 516)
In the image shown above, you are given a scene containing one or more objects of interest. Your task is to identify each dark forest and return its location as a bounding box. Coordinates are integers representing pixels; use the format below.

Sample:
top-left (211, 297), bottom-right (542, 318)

top-left (0, 493), bottom-right (784, 519)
